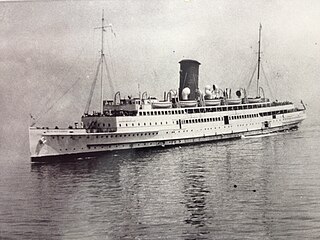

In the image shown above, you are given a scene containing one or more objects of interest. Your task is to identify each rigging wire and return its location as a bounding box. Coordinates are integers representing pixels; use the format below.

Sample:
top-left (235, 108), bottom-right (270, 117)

top-left (103, 54), bottom-right (115, 96)
top-left (34, 76), bottom-right (84, 123)
top-left (246, 62), bottom-right (258, 93)
top-left (261, 64), bottom-right (275, 100)
top-left (228, 60), bottom-right (257, 91)
top-left (105, 26), bottom-right (117, 78)
top-left (33, 32), bottom-right (94, 120)
top-left (84, 58), bottom-right (102, 114)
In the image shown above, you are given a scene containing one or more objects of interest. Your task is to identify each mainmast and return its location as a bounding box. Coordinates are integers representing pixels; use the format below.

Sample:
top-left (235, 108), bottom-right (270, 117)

top-left (100, 10), bottom-right (105, 113)
top-left (256, 23), bottom-right (262, 97)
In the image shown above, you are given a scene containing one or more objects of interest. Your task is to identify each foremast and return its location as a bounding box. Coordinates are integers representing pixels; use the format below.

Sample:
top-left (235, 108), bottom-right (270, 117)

top-left (84, 10), bottom-right (114, 115)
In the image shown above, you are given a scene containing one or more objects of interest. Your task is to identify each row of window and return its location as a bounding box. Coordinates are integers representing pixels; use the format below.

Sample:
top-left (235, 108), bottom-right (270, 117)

top-left (119, 121), bottom-right (170, 127)
top-left (182, 117), bottom-right (222, 124)
top-left (138, 103), bottom-right (275, 116)
top-left (53, 132), bottom-right (158, 140)
top-left (84, 122), bottom-right (111, 128)
top-left (85, 108), bottom-right (294, 129)
top-left (230, 113), bottom-right (259, 120)
top-left (260, 109), bottom-right (294, 116)
top-left (139, 109), bottom-right (185, 116)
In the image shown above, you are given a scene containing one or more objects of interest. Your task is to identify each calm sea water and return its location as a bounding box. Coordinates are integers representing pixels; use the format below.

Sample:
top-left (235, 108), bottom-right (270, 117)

top-left (1, 118), bottom-right (320, 239)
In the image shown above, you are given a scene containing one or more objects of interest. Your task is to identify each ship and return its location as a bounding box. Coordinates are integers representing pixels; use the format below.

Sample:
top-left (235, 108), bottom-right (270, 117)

top-left (28, 19), bottom-right (306, 162)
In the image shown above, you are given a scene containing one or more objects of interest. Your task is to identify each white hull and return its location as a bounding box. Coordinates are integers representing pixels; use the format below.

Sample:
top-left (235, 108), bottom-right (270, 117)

top-left (29, 103), bottom-right (306, 162)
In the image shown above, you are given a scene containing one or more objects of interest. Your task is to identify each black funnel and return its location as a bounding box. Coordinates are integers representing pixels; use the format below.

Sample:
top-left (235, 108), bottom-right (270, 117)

top-left (179, 59), bottom-right (201, 100)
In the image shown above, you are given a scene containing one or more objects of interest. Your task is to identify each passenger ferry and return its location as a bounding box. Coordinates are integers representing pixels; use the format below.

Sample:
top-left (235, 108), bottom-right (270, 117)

top-left (29, 19), bottom-right (306, 162)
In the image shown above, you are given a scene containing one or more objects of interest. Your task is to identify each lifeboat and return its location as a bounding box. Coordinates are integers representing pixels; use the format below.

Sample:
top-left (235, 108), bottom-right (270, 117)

top-left (247, 97), bottom-right (262, 103)
top-left (179, 100), bottom-right (198, 108)
top-left (204, 99), bottom-right (221, 106)
top-left (151, 101), bottom-right (172, 109)
top-left (225, 99), bottom-right (241, 105)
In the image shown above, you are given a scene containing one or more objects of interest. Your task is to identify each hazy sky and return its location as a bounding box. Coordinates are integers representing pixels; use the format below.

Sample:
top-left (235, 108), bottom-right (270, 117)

top-left (1, 0), bottom-right (319, 156)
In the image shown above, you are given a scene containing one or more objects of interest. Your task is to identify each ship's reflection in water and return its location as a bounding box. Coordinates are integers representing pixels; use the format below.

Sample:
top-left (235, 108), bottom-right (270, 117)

top-left (24, 128), bottom-right (320, 239)
top-left (180, 154), bottom-right (211, 239)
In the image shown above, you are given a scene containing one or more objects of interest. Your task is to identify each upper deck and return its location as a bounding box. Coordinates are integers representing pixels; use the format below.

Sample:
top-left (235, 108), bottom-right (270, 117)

top-left (84, 100), bottom-right (298, 118)
top-left (81, 99), bottom-right (303, 133)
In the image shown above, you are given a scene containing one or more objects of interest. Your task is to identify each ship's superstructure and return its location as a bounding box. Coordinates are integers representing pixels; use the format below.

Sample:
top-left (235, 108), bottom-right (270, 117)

top-left (28, 19), bottom-right (306, 162)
